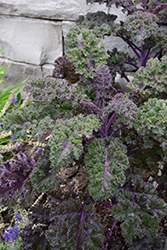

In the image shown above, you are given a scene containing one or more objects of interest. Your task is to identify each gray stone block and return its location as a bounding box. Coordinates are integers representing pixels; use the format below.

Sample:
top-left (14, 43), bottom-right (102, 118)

top-left (0, 0), bottom-right (89, 21)
top-left (0, 58), bottom-right (42, 98)
top-left (0, 16), bottom-right (62, 66)
top-left (0, 0), bottom-right (126, 22)
top-left (42, 64), bottom-right (54, 77)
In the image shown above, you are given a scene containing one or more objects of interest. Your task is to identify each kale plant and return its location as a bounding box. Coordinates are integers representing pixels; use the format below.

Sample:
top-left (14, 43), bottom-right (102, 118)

top-left (0, 1), bottom-right (167, 249)
top-left (80, 0), bottom-right (167, 82)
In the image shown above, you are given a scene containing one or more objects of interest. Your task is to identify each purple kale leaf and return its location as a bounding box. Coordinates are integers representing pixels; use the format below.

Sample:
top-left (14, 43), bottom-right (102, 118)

top-left (76, 11), bottom-right (117, 37)
top-left (48, 114), bottom-right (100, 170)
top-left (94, 64), bottom-right (118, 108)
top-left (114, 11), bottom-right (167, 67)
top-left (107, 48), bottom-right (138, 81)
top-left (84, 138), bottom-right (129, 200)
top-left (134, 98), bottom-right (167, 143)
top-left (45, 194), bottom-right (104, 250)
top-left (21, 224), bottom-right (49, 250)
top-left (0, 151), bottom-right (40, 209)
top-left (79, 99), bottom-right (101, 116)
top-left (102, 93), bottom-right (138, 132)
top-left (24, 77), bottom-right (88, 114)
top-left (30, 147), bottom-right (60, 192)
top-left (111, 173), bottom-right (167, 249)
top-left (52, 55), bottom-right (80, 83)
top-left (127, 55), bottom-right (167, 100)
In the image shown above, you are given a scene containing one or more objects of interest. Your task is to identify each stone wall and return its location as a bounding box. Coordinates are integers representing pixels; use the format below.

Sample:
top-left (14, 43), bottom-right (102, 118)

top-left (0, 0), bottom-right (130, 97)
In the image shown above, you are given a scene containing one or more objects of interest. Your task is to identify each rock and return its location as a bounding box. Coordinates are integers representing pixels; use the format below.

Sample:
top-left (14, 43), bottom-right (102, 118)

top-left (0, 16), bottom-right (62, 65)
top-left (0, 0), bottom-right (88, 21)
top-left (42, 64), bottom-right (54, 77)
top-left (0, 0), bottom-right (124, 21)
top-left (115, 73), bottom-right (134, 92)
top-left (0, 58), bottom-right (42, 98)
top-left (62, 21), bottom-right (76, 38)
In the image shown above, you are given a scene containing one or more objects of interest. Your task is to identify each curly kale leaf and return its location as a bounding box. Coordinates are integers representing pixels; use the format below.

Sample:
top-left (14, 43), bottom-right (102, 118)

top-left (134, 98), bottom-right (167, 142)
top-left (49, 114), bottom-right (100, 170)
top-left (79, 99), bottom-right (101, 116)
top-left (65, 26), bottom-right (109, 78)
top-left (128, 146), bottom-right (162, 176)
top-left (52, 55), bottom-right (80, 83)
top-left (21, 194), bottom-right (51, 250)
top-left (21, 224), bottom-right (50, 250)
top-left (95, 64), bottom-right (118, 107)
top-left (30, 147), bottom-right (59, 192)
top-left (76, 11), bottom-right (117, 37)
top-left (1, 105), bottom-right (54, 141)
top-left (103, 93), bottom-right (138, 129)
top-left (111, 174), bottom-right (167, 248)
top-left (84, 138), bottom-right (129, 200)
top-left (45, 194), bottom-right (104, 250)
top-left (148, 1), bottom-right (167, 14)
top-left (115, 11), bottom-right (167, 49)
top-left (0, 152), bottom-right (39, 209)
top-left (107, 48), bottom-right (138, 78)
top-left (24, 77), bottom-right (89, 116)
top-left (128, 56), bottom-right (167, 99)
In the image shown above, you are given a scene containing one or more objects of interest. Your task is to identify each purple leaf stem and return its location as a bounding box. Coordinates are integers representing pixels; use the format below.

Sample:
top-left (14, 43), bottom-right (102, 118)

top-left (94, 81), bottom-right (99, 101)
top-left (140, 47), bottom-right (150, 67)
top-left (122, 73), bottom-right (131, 83)
top-left (137, 97), bottom-right (143, 104)
top-left (117, 34), bottom-right (141, 58)
top-left (98, 99), bottom-right (101, 110)
top-left (141, 0), bottom-right (147, 9)
top-left (103, 99), bottom-right (105, 109)
top-left (34, 235), bottom-right (45, 248)
top-left (99, 115), bottom-right (108, 138)
top-left (124, 61), bottom-right (139, 70)
top-left (83, 228), bottom-right (92, 239)
top-left (79, 102), bottom-right (95, 115)
top-left (78, 40), bottom-right (82, 48)
top-left (153, 48), bottom-right (163, 59)
top-left (97, 200), bottom-right (112, 209)
top-left (98, 127), bottom-right (106, 138)
top-left (80, 210), bottom-right (84, 223)
top-left (127, 146), bottom-right (142, 156)
top-left (86, 52), bottom-right (93, 73)
top-left (106, 112), bottom-right (116, 135)
top-left (78, 38), bottom-right (94, 75)
top-left (58, 141), bottom-right (71, 160)
top-left (87, 58), bottom-right (93, 73)
top-left (76, 229), bottom-right (81, 250)
top-left (39, 173), bottom-right (51, 183)
top-left (93, 129), bottom-right (99, 139)
top-left (76, 210), bottom-right (84, 250)
top-left (105, 219), bottom-right (118, 250)
top-left (110, 123), bottom-right (126, 137)
top-left (141, 85), bottom-right (146, 90)
top-left (129, 90), bottom-right (140, 99)
top-left (109, 84), bottom-right (118, 93)
top-left (145, 47), bottom-right (151, 60)
top-left (158, 14), bottom-right (167, 27)
top-left (1, 176), bottom-right (29, 195)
